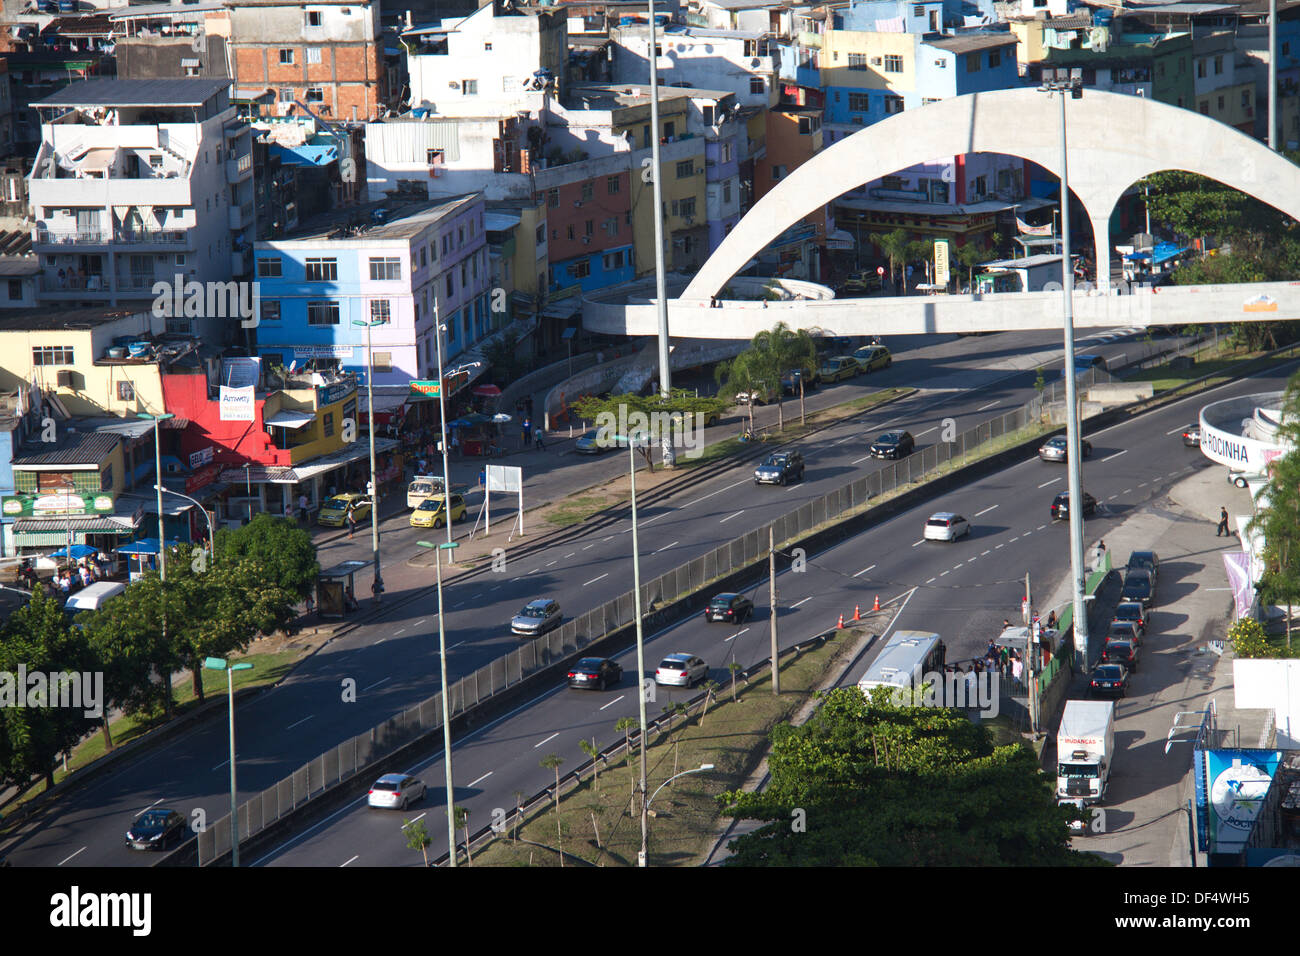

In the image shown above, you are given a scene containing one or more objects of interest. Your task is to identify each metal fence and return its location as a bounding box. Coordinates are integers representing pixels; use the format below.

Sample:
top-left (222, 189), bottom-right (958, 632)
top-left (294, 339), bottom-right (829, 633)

top-left (195, 378), bottom-right (1071, 864)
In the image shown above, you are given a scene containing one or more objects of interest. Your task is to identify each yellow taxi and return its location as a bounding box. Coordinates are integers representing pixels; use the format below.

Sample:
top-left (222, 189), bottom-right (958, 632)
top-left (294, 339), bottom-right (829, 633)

top-left (409, 493), bottom-right (467, 529)
top-left (317, 493), bottom-right (372, 527)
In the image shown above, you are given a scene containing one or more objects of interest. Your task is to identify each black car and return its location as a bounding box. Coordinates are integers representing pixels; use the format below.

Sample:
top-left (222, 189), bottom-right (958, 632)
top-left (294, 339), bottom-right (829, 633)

top-left (781, 368), bottom-right (817, 394)
top-left (1088, 663), bottom-right (1130, 698)
top-left (1112, 601), bottom-right (1147, 637)
top-left (1121, 569), bottom-right (1156, 607)
top-left (754, 451), bottom-right (805, 485)
top-left (1050, 491), bottom-right (1097, 520)
top-left (567, 657), bottom-right (623, 690)
top-left (1126, 551), bottom-right (1160, 585)
top-left (1182, 426), bottom-right (1201, 447)
top-left (870, 430), bottom-right (915, 459)
top-left (1101, 638), bottom-right (1140, 671)
top-left (125, 808), bottom-right (186, 851)
top-left (705, 592), bottom-right (753, 623)
top-left (1107, 618), bottom-right (1144, 647)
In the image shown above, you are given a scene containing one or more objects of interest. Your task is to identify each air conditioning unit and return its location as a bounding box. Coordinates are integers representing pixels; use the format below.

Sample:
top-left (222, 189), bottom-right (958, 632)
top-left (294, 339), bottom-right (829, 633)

top-left (870, 57), bottom-right (882, 65)
top-left (448, 80), bottom-right (460, 89)
top-left (582, 236), bottom-right (591, 244)
top-left (574, 200), bottom-right (583, 207)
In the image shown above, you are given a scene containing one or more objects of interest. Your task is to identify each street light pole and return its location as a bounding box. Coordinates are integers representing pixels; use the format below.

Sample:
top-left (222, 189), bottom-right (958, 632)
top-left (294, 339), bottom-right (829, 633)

top-left (1040, 72), bottom-right (1091, 671)
top-left (647, 1), bottom-right (674, 466)
top-left (432, 305), bottom-right (454, 562)
top-left (624, 433), bottom-right (649, 867)
top-left (204, 657), bottom-right (252, 866)
top-left (418, 538), bottom-right (459, 866)
top-left (156, 485), bottom-right (215, 566)
top-left (351, 318), bottom-right (384, 595)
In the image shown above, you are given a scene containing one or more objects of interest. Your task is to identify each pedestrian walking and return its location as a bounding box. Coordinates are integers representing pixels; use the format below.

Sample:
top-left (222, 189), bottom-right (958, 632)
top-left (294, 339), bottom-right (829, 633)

top-left (1217, 506), bottom-right (1231, 536)
top-left (304, 592), bottom-right (315, 616)
top-left (522, 418), bottom-right (532, 444)
top-left (534, 429), bottom-right (546, 450)
top-left (298, 493), bottom-right (309, 525)
top-left (346, 505), bottom-right (357, 539)
top-left (1010, 655), bottom-right (1024, 687)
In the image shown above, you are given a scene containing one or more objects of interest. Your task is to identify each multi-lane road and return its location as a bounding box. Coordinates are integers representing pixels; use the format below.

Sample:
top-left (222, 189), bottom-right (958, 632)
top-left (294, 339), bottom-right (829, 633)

top-left (2, 325), bottom-right (1194, 866)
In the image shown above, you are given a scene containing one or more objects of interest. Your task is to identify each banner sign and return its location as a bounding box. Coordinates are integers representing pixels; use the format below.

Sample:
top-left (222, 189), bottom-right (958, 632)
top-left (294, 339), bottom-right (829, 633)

top-left (2, 493), bottom-right (115, 517)
top-left (219, 385), bottom-right (255, 421)
top-left (294, 345), bottom-right (356, 359)
top-left (934, 239), bottom-right (950, 286)
top-left (186, 463), bottom-right (221, 495)
top-left (189, 446), bottom-right (214, 469)
top-left (315, 380), bottom-right (355, 408)
top-left (1016, 216), bottom-right (1054, 236)
top-left (1222, 551), bottom-right (1254, 620)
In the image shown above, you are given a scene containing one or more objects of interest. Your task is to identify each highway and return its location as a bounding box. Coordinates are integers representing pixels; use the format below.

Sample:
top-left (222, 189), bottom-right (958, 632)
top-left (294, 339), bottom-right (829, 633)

top-left (247, 356), bottom-right (1293, 867)
top-left (2, 325), bottom-right (1174, 866)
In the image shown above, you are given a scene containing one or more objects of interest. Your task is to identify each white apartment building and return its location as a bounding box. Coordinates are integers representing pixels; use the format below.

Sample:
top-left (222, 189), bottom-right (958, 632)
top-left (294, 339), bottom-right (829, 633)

top-left (28, 78), bottom-right (255, 344)
top-left (364, 113), bottom-right (538, 201)
top-left (610, 25), bottom-right (781, 109)
top-left (404, 3), bottom-right (568, 119)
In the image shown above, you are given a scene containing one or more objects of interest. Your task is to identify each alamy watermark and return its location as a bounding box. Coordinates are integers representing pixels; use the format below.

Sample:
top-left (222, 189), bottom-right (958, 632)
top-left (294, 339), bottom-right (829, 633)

top-left (593, 405), bottom-right (707, 459)
top-left (0, 665), bottom-right (104, 718)
top-left (152, 275), bottom-right (260, 329)
top-left (868, 669), bottom-right (1001, 718)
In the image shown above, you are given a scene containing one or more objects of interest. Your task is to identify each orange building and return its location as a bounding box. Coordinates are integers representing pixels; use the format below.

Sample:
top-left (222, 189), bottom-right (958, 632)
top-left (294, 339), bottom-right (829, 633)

top-left (755, 104), bottom-right (831, 282)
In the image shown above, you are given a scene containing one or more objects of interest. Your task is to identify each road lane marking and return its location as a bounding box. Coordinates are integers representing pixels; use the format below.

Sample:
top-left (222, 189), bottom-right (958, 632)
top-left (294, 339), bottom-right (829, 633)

top-left (362, 677), bottom-right (390, 692)
top-left (1102, 449), bottom-right (1129, 462)
top-left (995, 543), bottom-right (1005, 549)
top-left (912, 540), bottom-right (924, 547)
top-left (1038, 477), bottom-right (1061, 488)
top-left (583, 573), bottom-right (608, 586)
top-left (452, 602), bottom-right (464, 610)
top-left (564, 552), bottom-right (576, 559)
top-left (854, 564), bottom-right (877, 577)
top-left (978, 400), bottom-right (999, 411)
top-left (286, 715), bottom-right (314, 731)
top-left (719, 510), bottom-right (744, 523)
top-left (1107, 494), bottom-right (1118, 500)
top-left (534, 732), bottom-right (559, 748)
top-left (1122, 489), bottom-right (1132, 494)
top-left (490, 583), bottom-right (504, 590)
top-left (58, 847), bottom-right (86, 866)
top-left (939, 570), bottom-right (950, 577)
top-left (926, 577), bottom-right (936, 583)
top-left (413, 619), bottom-right (426, 628)
top-left (340, 856), bottom-right (358, 867)
top-left (583, 544), bottom-right (595, 551)
top-left (602, 536), bottom-right (614, 542)
top-left (642, 513), bottom-right (668, 525)
top-left (546, 560), bottom-right (557, 567)
top-left (1010, 537), bottom-right (1019, 543)
top-left (394, 628), bottom-right (406, 635)
top-left (467, 771), bottom-right (493, 788)
top-left (600, 695), bottom-right (625, 711)
top-left (1166, 424), bottom-right (1191, 435)
top-left (981, 550), bottom-right (991, 556)
top-left (213, 760), bottom-right (229, 771)
top-left (656, 541), bottom-right (679, 553)
top-left (974, 505), bottom-right (998, 517)
top-left (852, 455), bottom-right (873, 464)
top-left (952, 563), bottom-right (964, 570)
top-left (916, 426), bottom-right (938, 437)
top-left (1037, 524), bottom-right (1046, 530)
top-left (725, 627), bottom-right (750, 642)
top-left (1138, 481), bottom-right (1148, 487)
top-left (792, 596), bottom-right (812, 608)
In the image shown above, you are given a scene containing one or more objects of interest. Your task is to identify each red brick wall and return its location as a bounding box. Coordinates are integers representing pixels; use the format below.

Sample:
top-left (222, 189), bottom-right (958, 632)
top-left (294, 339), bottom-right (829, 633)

top-left (232, 43), bottom-right (384, 120)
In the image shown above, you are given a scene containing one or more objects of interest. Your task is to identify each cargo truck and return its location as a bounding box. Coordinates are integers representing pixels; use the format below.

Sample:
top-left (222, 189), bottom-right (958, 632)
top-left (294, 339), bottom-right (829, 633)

top-left (1056, 699), bottom-right (1116, 834)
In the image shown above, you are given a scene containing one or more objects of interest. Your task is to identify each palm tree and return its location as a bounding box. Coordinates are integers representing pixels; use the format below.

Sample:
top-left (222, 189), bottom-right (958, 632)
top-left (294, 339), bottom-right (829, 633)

top-left (403, 818), bottom-right (431, 867)
top-left (539, 753), bottom-right (565, 861)
top-left (699, 679), bottom-right (718, 727)
top-left (579, 737), bottom-right (601, 790)
top-left (716, 322), bottom-right (820, 432)
top-left (874, 228), bottom-right (911, 293)
top-left (453, 805), bottom-right (473, 865)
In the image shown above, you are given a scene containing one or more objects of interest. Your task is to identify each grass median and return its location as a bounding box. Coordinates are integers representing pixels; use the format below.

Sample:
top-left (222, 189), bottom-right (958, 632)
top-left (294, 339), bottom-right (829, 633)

top-left (1123, 340), bottom-right (1300, 394)
top-left (464, 628), bottom-right (864, 867)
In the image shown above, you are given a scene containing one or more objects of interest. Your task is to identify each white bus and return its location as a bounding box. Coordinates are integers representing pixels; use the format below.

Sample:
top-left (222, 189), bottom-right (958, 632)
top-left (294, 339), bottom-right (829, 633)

top-left (857, 630), bottom-right (946, 702)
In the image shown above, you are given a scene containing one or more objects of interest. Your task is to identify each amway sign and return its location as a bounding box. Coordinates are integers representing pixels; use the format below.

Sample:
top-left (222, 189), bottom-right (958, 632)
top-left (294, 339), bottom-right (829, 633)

top-left (219, 385), bottom-right (255, 422)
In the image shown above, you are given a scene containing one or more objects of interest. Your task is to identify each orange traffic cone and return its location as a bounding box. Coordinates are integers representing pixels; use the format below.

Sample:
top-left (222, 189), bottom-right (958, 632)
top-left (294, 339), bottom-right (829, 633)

top-left (853, 604), bottom-right (861, 622)
top-left (837, 613), bottom-right (845, 629)
top-left (873, 595), bottom-right (881, 611)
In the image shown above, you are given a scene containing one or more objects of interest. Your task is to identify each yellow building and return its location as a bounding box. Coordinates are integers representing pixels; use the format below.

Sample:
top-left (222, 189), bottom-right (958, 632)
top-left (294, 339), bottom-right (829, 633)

top-left (820, 30), bottom-right (914, 92)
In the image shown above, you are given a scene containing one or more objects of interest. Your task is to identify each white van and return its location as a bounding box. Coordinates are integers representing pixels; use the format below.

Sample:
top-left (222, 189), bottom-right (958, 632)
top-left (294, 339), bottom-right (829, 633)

top-left (63, 581), bottom-right (126, 615)
top-left (407, 474), bottom-right (445, 509)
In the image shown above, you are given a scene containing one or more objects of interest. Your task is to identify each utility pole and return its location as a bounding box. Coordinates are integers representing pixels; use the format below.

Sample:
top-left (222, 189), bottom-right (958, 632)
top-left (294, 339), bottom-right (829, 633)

top-left (1269, 0), bottom-right (1278, 151)
top-left (769, 526), bottom-right (779, 695)
top-left (1025, 570), bottom-right (1037, 734)
top-left (648, 0), bottom-right (674, 466)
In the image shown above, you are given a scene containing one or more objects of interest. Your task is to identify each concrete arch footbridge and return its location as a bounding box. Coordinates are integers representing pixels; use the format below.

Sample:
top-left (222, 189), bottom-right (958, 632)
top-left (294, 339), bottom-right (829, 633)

top-left (582, 88), bottom-right (1300, 340)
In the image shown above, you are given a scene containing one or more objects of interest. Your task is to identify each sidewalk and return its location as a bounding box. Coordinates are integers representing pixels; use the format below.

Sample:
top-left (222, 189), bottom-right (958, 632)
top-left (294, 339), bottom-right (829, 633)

top-left (1039, 463), bottom-right (1256, 865)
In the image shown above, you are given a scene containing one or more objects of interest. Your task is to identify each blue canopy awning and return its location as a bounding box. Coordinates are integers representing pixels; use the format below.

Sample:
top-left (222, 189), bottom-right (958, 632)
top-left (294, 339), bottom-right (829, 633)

top-left (49, 545), bottom-right (98, 559)
top-left (116, 537), bottom-right (183, 556)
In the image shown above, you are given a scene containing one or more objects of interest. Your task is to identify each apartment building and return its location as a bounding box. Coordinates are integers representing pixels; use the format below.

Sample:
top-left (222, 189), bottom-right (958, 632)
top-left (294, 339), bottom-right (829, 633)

top-left (1193, 32), bottom-right (1256, 133)
top-left (252, 193), bottom-right (492, 385)
top-left (27, 78), bottom-right (256, 341)
top-left (609, 24), bottom-right (781, 109)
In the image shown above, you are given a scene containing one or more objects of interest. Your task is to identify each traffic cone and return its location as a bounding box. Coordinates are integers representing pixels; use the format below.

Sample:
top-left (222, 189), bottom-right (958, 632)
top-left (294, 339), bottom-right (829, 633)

top-left (872, 595), bottom-right (881, 612)
top-left (853, 604), bottom-right (861, 622)
top-left (837, 613), bottom-right (845, 629)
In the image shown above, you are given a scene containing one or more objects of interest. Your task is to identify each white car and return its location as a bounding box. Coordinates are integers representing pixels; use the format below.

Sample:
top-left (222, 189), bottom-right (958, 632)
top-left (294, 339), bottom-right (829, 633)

top-left (367, 773), bottom-right (427, 810)
top-left (655, 653), bottom-right (708, 687)
top-left (924, 512), bottom-right (971, 542)
top-left (1227, 470), bottom-right (1264, 488)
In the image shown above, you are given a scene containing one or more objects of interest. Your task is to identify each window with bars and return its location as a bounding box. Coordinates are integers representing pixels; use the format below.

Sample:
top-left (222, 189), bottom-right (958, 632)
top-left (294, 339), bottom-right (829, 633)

top-left (848, 92), bottom-right (870, 112)
top-left (884, 54), bottom-right (903, 73)
top-left (370, 299), bottom-right (391, 323)
top-left (368, 257), bottom-right (401, 280)
top-left (848, 53), bottom-right (868, 71)
top-left (32, 346), bottom-right (74, 366)
top-left (607, 176), bottom-right (621, 195)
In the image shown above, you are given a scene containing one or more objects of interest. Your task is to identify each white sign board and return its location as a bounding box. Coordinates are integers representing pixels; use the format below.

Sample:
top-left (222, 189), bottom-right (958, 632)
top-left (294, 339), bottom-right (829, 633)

top-left (219, 385), bottom-right (255, 421)
top-left (293, 345), bottom-right (356, 359)
top-left (486, 464), bottom-right (522, 493)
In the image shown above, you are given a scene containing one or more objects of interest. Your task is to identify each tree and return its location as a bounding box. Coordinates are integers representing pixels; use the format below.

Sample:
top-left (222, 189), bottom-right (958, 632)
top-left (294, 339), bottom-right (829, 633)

top-left (539, 752), bottom-right (565, 858)
top-left (482, 329), bottom-right (527, 384)
top-left (615, 716), bottom-right (638, 812)
top-left (1226, 617), bottom-right (1275, 659)
top-left (873, 229), bottom-right (911, 292)
top-left (81, 573), bottom-right (184, 721)
top-left (215, 514), bottom-right (319, 601)
top-left (453, 805), bottom-right (473, 865)
top-left (715, 322), bottom-right (819, 431)
top-left (571, 388), bottom-right (728, 472)
top-left (579, 737), bottom-right (601, 790)
top-left (403, 818), bottom-right (431, 867)
top-left (716, 688), bottom-right (1097, 866)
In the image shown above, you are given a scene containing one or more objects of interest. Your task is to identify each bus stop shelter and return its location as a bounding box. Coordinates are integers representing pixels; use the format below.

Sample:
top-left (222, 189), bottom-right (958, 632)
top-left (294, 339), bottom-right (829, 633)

top-left (317, 559), bottom-right (371, 619)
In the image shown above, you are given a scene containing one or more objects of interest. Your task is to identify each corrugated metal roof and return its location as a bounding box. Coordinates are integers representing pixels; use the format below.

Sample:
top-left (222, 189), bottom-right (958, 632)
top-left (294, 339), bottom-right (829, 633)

top-left (13, 431), bottom-right (122, 466)
top-left (365, 120), bottom-right (462, 164)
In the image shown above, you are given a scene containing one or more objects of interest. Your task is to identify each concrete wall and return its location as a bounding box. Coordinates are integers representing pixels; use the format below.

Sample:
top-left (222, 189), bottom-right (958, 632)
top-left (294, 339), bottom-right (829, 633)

top-left (1087, 382), bottom-right (1155, 405)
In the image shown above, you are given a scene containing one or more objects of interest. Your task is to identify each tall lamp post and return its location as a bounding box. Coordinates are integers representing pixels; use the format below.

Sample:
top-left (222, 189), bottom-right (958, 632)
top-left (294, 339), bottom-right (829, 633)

top-left (60, 480), bottom-right (75, 572)
top-left (1037, 70), bottom-right (1091, 670)
top-left (431, 306), bottom-right (455, 563)
top-left (137, 411), bottom-right (175, 579)
top-left (416, 538), bottom-right (459, 865)
top-left (203, 657), bottom-right (252, 866)
top-left (155, 484), bottom-right (215, 565)
top-left (351, 318), bottom-right (386, 595)
top-left (647, 0), bottom-right (674, 465)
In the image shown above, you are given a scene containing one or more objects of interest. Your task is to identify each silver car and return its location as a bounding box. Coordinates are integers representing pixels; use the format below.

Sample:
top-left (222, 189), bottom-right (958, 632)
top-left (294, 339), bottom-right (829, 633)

top-left (655, 653), bottom-right (708, 687)
top-left (511, 598), bottom-right (562, 636)
top-left (923, 512), bottom-right (970, 542)
top-left (575, 429), bottom-right (621, 454)
top-left (367, 773), bottom-right (426, 810)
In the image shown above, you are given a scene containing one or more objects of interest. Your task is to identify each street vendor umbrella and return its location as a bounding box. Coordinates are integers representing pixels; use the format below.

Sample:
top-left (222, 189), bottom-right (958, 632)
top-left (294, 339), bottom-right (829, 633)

top-left (461, 412), bottom-right (493, 425)
top-left (492, 413), bottom-right (513, 423)
top-left (50, 545), bottom-right (98, 560)
top-left (447, 418), bottom-right (472, 428)
top-left (472, 384), bottom-right (503, 397)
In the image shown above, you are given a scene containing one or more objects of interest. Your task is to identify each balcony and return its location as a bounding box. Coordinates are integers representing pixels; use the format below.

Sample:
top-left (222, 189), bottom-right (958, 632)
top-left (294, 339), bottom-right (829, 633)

top-left (116, 229), bottom-right (191, 246)
top-left (229, 200), bottom-right (254, 231)
top-left (227, 153), bottom-right (253, 184)
top-left (35, 227), bottom-right (110, 247)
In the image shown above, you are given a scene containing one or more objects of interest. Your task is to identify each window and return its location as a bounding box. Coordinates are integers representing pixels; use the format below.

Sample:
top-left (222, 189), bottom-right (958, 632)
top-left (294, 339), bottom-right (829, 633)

top-left (445, 274), bottom-right (455, 297)
top-left (535, 223), bottom-right (545, 244)
top-left (260, 300), bottom-right (281, 322)
top-left (678, 197), bottom-right (696, 218)
top-left (1197, 60), bottom-right (1207, 79)
top-left (722, 182), bottom-right (731, 204)
top-left (605, 217), bottom-right (618, 235)
top-left (429, 240), bottom-right (438, 262)
top-left (607, 176), bottom-right (620, 195)
top-left (848, 92), bottom-right (870, 112)
top-left (965, 53), bottom-right (981, 73)
top-left (322, 412), bottom-right (335, 438)
top-left (307, 300), bottom-right (340, 325)
top-left (32, 346), bottom-right (74, 366)
top-left (279, 88), bottom-right (294, 103)
top-left (702, 104), bottom-right (715, 125)
top-left (101, 466), bottom-right (112, 492)
top-left (370, 299), bottom-right (391, 323)
top-left (305, 257), bottom-right (337, 281)
top-left (368, 256), bottom-right (401, 280)
top-left (306, 47), bottom-right (322, 65)
top-left (279, 49), bottom-right (294, 65)
top-left (306, 88), bottom-right (324, 103)
top-left (372, 351), bottom-right (393, 371)
top-left (117, 381), bottom-right (134, 401)
top-left (484, 42), bottom-right (493, 52)
top-left (1199, 101), bottom-right (1210, 115)
top-left (306, 10), bottom-right (322, 25)
top-left (989, 50), bottom-right (1001, 68)
top-left (1242, 89), bottom-right (1251, 108)
top-left (848, 53), bottom-right (868, 71)
top-left (581, 182), bottom-right (594, 201)
top-left (584, 219), bottom-right (593, 237)
top-left (676, 160), bottom-right (694, 178)
top-left (750, 76), bottom-right (765, 94)
top-left (446, 312), bottom-right (457, 344)
top-left (420, 247), bottom-right (427, 268)
top-left (462, 79), bottom-right (478, 95)
top-left (1214, 55), bottom-right (1223, 75)
top-left (798, 114), bottom-right (820, 134)
top-left (772, 164), bottom-right (788, 181)
top-left (570, 260), bottom-right (591, 279)
top-left (1218, 95), bottom-right (1225, 111)
top-left (602, 249), bottom-right (625, 271)
top-left (257, 256), bottom-right (282, 278)
top-left (547, 188), bottom-right (559, 208)
top-left (884, 95), bottom-right (904, 114)
top-left (884, 54), bottom-right (903, 73)
top-left (721, 142), bottom-right (732, 162)
top-left (566, 224), bottom-right (575, 241)
top-left (7, 279), bottom-right (22, 300)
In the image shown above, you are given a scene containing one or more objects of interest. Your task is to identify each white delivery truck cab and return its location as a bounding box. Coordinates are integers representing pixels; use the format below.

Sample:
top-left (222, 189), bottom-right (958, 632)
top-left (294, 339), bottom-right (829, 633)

top-left (63, 581), bottom-right (127, 615)
top-left (1056, 699), bottom-right (1116, 833)
top-left (406, 475), bottom-right (445, 510)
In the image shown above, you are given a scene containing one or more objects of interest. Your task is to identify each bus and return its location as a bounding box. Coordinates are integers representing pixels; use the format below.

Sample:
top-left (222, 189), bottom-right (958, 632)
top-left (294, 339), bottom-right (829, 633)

top-left (857, 630), bottom-right (946, 702)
